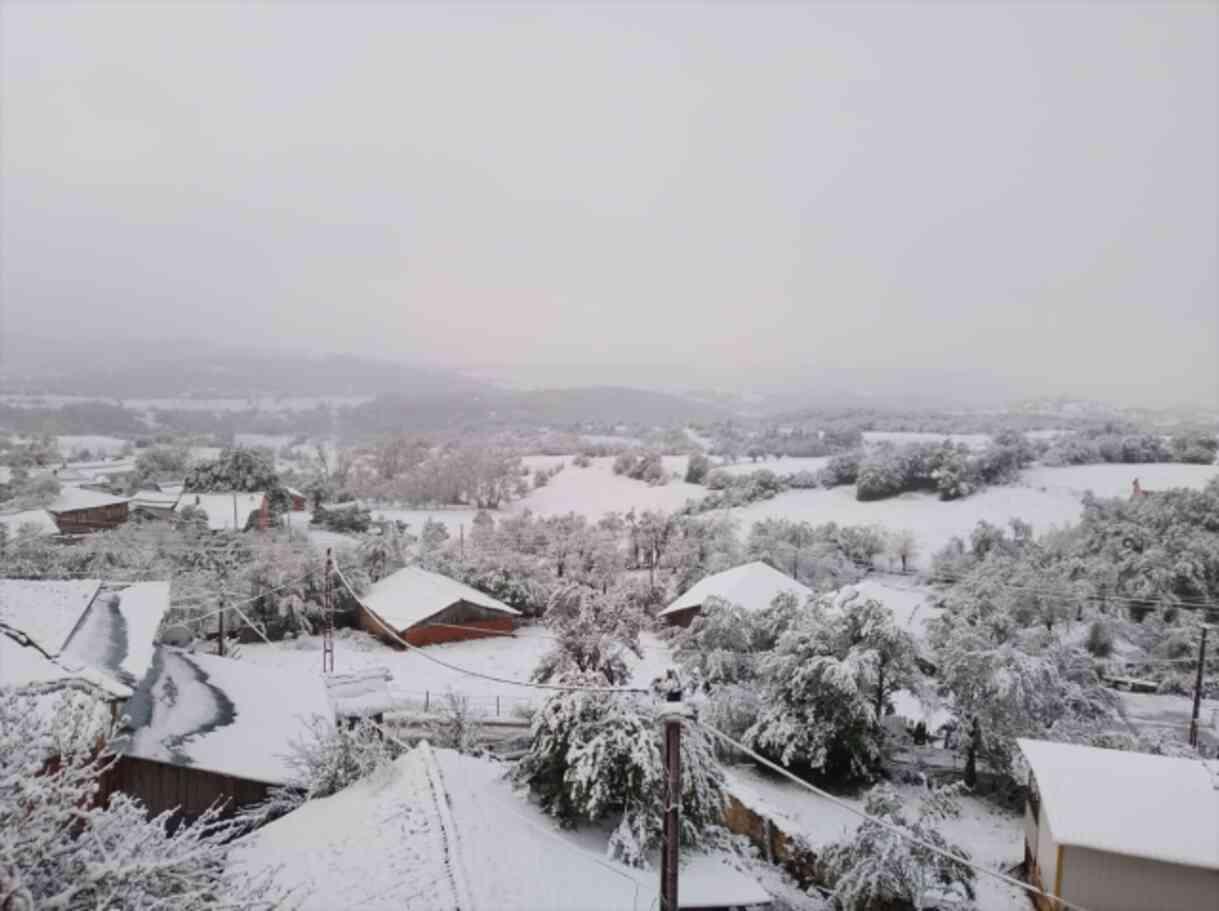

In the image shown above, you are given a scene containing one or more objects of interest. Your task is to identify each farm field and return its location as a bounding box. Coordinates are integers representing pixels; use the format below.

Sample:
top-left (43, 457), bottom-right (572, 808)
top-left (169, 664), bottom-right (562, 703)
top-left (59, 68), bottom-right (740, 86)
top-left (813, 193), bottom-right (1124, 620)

top-left (1020, 462), bottom-right (1218, 498)
top-left (721, 484), bottom-right (1081, 569)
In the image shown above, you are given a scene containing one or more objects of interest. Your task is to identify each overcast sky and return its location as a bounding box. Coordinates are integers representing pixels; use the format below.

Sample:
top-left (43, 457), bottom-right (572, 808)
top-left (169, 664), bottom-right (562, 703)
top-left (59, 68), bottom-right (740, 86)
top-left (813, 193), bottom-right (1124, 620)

top-left (2, 2), bottom-right (1215, 405)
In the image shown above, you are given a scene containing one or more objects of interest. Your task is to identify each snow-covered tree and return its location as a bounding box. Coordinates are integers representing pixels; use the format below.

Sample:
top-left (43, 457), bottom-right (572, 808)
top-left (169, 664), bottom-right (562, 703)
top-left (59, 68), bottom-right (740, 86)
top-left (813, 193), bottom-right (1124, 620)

top-left (744, 599), bottom-right (886, 782)
top-left (533, 585), bottom-right (644, 686)
top-left (514, 676), bottom-right (726, 868)
top-left (817, 783), bottom-right (976, 911)
top-left (0, 688), bottom-right (283, 910)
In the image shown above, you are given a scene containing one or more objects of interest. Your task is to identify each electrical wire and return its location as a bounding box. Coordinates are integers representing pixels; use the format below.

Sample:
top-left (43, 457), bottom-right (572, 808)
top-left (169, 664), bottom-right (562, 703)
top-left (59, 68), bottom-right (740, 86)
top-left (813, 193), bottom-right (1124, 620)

top-left (696, 720), bottom-right (1101, 911)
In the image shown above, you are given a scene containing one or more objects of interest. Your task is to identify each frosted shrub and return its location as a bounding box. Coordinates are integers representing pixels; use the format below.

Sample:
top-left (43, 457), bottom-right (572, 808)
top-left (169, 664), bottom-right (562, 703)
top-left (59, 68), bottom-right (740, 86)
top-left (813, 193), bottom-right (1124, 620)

top-left (533, 585), bottom-right (644, 686)
top-left (427, 689), bottom-right (483, 753)
top-left (515, 676), bottom-right (726, 868)
top-left (241, 715), bottom-right (402, 825)
top-left (0, 688), bottom-right (282, 910)
top-left (817, 783), bottom-right (976, 911)
top-left (1084, 620), bottom-right (1114, 658)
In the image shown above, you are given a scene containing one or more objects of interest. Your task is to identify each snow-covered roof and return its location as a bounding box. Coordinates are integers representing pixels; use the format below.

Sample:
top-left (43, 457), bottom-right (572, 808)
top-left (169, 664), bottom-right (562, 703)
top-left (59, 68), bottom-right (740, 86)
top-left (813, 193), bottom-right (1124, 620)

top-left (47, 487), bottom-right (129, 513)
top-left (123, 647), bottom-right (334, 786)
top-left (325, 667), bottom-right (398, 718)
top-left (129, 490), bottom-right (181, 509)
top-left (63, 582), bottom-right (171, 686)
top-left (362, 565), bottom-right (520, 632)
top-left (0, 578), bottom-right (103, 653)
top-left (1019, 738), bottom-right (1219, 871)
top-left (660, 561), bottom-right (813, 617)
top-left (0, 509), bottom-right (59, 536)
top-left (175, 492), bottom-right (265, 531)
top-left (0, 579), bottom-right (138, 701)
top-left (237, 743), bottom-right (770, 911)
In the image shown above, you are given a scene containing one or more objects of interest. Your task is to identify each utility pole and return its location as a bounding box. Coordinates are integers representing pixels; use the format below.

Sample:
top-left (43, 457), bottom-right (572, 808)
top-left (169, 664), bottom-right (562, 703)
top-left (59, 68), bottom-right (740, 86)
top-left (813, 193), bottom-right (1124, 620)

top-left (658, 671), bottom-right (688, 911)
top-left (217, 594), bottom-right (226, 657)
top-left (322, 548), bottom-right (335, 674)
top-left (1189, 626), bottom-right (1210, 748)
top-left (232, 492), bottom-right (239, 531)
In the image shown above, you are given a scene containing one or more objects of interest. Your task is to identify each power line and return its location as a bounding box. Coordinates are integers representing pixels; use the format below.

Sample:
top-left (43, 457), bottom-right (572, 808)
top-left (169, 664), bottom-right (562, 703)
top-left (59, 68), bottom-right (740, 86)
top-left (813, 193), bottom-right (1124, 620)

top-left (332, 562), bottom-right (651, 696)
top-left (696, 721), bottom-right (1100, 911)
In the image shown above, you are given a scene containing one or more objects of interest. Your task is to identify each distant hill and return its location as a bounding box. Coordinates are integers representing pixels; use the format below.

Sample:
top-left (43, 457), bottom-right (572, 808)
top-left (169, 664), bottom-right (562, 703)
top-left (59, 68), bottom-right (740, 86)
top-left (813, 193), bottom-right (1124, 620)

top-left (0, 340), bottom-right (734, 435)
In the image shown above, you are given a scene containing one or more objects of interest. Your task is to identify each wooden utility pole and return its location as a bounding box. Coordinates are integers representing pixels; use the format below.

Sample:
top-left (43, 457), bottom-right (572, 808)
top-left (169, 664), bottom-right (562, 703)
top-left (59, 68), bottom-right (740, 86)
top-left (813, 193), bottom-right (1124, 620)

top-left (232, 492), bottom-right (239, 531)
top-left (1188, 626), bottom-right (1209, 748)
top-left (658, 673), bottom-right (687, 911)
top-left (217, 595), bottom-right (226, 656)
top-left (322, 548), bottom-right (335, 674)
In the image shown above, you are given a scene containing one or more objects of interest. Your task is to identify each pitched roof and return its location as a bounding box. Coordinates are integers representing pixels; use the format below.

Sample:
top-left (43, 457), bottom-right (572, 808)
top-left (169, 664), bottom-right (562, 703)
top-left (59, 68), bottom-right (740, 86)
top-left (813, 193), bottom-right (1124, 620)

top-left (123, 647), bottom-right (334, 786)
top-left (237, 743), bottom-right (770, 911)
top-left (47, 487), bottom-right (129, 513)
top-left (1018, 738), bottom-right (1219, 870)
top-left (659, 561), bottom-right (813, 617)
top-left (63, 582), bottom-right (171, 686)
top-left (175, 492), bottom-right (265, 531)
top-left (362, 565), bottom-right (519, 632)
top-left (0, 578), bottom-right (103, 654)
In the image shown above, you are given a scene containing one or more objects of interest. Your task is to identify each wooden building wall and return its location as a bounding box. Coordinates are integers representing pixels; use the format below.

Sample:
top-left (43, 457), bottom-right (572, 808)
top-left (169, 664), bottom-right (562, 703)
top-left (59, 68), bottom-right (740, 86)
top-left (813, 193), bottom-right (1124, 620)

top-left (358, 599), bottom-right (516, 647)
top-left (661, 605), bottom-right (701, 628)
top-left (51, 501), bottom-right (129, 534)
top-left (105, 755), bottom-right (271, 824)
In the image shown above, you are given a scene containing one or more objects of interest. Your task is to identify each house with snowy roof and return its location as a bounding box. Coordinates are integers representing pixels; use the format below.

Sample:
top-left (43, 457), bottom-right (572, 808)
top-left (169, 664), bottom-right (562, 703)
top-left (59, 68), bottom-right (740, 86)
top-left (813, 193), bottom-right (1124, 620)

top-left (46, 486), bottom-right (129, 533)
top-left (174, 491), bottom-right (269, 531)
top-left (1019, 738), bottom-right (1219, 911)
top-left (235, 742), bottom-right (772, 911)
top-left (111, 647), bottom-right (334, 821)
top-left (0, 579), bottom-right (171, 718)
top-left (658, 561), bottom-right (813, 627)
top-left (356, 565), bottom-right (521, 647)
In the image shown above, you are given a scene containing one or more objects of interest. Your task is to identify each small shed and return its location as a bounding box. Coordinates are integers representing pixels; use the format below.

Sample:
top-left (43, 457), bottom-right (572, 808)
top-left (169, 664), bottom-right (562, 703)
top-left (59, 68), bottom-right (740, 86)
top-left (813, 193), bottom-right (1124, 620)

top-left (325, 666), bottom-right (396, 724)
top-left (285, 486), bottom-right (308, 511)
top-left (356, 565), bottom-right (521, 647)
top-left (1019, 738), bottom-right (1219, 911)
top-left (47, 487), bottom-right (129, 534)
top-left (658, 561), bottom-right (813, 627)
top-left (114, 647), bottom-right (334, 821)
top-left (175, 491), bottom-right (269, 531)
top-left (129, 490), bottom-right (181, 520)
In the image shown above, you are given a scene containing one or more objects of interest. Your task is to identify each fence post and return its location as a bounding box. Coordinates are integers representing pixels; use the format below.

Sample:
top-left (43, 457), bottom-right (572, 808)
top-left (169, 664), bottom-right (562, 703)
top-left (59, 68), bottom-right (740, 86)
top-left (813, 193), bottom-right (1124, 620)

top-left (496, 695), bottom-right (501, 717)
top-left (424, 690), bottom-right (429, 712)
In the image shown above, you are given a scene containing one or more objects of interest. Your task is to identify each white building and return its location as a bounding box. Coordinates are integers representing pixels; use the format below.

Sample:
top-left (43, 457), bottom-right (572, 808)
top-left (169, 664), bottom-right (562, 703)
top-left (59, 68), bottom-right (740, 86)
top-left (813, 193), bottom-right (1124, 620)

top-left (658, 561), bottom-right (813, 627)
top-left (1019, 738), bottom-right (1219, 911)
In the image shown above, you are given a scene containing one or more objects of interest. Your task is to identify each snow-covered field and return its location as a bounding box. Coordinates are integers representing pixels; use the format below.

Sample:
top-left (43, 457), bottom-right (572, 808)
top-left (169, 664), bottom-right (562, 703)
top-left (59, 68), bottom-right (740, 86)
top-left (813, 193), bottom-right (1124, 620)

top-left (1020, 462), bottom-right (1218, 498)
top-left (862, 431), bottom-right (993, 450)
top-left (240, 625), bottom-right (674, 717)
top-left (511, 456), bottom-right (705, 518)
top-left (726, 765), bottom-right (1029, 910)
top-left (56, 434), bottom-right (130, 456)
top-left (848, 575), bottom-right (938, 642)
top-left (717, 456), bottom-right (832, 476)
top-left (723, 484), bottom-right (1082, 568)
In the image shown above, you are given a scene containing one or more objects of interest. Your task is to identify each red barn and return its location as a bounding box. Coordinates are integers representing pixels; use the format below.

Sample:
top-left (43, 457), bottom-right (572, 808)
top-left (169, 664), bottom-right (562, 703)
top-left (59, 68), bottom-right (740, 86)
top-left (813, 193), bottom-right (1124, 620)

top-left (355, 565), bottom-right (520, 647)
top-left (47, 488), bottom-right (130, 534)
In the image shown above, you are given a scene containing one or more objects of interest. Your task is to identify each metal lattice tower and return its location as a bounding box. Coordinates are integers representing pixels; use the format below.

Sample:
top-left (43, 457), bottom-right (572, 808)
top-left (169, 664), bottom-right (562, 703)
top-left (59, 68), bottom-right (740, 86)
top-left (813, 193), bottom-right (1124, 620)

top-left (322, 548), bottom-right (335, 674)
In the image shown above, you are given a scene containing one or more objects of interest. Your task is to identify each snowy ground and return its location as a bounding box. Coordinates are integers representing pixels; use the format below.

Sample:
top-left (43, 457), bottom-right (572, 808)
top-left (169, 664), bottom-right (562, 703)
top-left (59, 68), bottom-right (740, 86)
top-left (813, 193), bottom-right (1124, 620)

top-left (510, 456), bottom-right (706, 518)
top-left (848, 574), bottom-right (939, 643)
top-left (56, 434), bottom-right (130, 456)
top-left (239, 624), bottom-right (675, 718)
top-left (717, 456), bottom-right (832, 477)
top-left (1118, 690), bottom-right (1219, 753)
top-left (862, 431), bottom-right (993, 450)
top-left (726, 765), bottom-right (1029, 910)
top-left (723, 484), bottom-right (1082, 569)
top-left (1019, 462), bottom-right (1218, 498)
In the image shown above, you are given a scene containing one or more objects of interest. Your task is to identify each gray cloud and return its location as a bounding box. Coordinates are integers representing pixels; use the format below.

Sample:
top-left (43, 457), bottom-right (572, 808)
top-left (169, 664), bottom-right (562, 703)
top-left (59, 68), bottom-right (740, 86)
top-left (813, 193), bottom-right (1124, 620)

top-left (2, 2), bottom-right (1215, 406)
